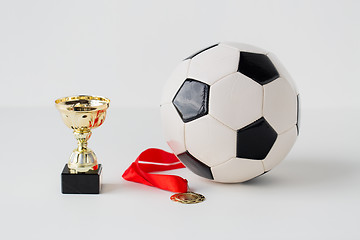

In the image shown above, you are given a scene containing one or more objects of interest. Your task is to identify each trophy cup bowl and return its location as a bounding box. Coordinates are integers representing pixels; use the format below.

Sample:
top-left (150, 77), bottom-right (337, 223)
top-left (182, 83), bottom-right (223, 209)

top-left (55, 95), bottom-right (110, 174)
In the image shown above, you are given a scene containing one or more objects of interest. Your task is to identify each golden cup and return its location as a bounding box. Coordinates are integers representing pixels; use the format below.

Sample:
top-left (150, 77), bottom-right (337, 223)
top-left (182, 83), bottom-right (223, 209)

top-left (55, 95), bottom-right (110, 173)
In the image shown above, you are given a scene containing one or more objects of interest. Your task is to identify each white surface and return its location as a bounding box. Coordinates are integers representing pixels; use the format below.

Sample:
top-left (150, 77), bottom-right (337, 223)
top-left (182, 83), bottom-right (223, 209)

top-left (0, 0), bottom-right (359, 239)
top-left (267, 52), bottom-right (299, 94)
top-left (185, 115), bottom-right (236, 167)
top-left (160, 103), bottom-right (185, 154)
top-left (263, 125), bottom-right (298, 171)
top-left (188, 45), bottom-right (239, 85)
top-left (0, 0), bottom-right (359, 109)
top-left (1, 106), bottom-right (359, 240)
top-left (220, 42), bottom-right (268, 54)
top-left (210, 72), bottom-right (263, 130)
top-left (160, 60), bottom-right (190, 105)
top-left (212, 158), bottom-right (264, 183)
top-left (263, 77), bottom-right (298, 134)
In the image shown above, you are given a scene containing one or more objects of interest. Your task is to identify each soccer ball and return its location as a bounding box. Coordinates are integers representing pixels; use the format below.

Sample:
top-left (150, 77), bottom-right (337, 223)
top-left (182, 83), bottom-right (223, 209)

top-left (160, 42), bottom-right (299, 183)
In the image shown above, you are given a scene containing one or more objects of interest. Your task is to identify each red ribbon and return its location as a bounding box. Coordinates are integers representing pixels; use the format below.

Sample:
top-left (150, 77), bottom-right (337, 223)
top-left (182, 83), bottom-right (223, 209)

top-left (122, 148), bottom-right (188, 193)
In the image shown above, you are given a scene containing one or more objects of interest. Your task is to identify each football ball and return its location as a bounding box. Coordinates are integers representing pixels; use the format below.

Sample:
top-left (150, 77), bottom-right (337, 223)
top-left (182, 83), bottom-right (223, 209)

top-left (160, 42), bottom-right (299, 183)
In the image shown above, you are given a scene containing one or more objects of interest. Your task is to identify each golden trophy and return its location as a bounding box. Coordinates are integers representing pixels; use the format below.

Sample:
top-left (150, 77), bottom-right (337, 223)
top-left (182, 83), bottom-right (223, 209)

top-left (55, 95), bottom-right (110, 194)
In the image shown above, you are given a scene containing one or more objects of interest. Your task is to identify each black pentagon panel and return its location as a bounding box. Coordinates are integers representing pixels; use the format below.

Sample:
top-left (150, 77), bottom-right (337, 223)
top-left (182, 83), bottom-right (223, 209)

top-left (177, 151), bottom-right (214, 180)
top-left (238, 52), bottom-right (279, 85)
top-left (172, 79), bottom-right (209, 123)
top-left (296, 94), bottom-right (300, 135)
top-left (237, 117), bottom-right (277, 160)
top-left (184, 44), bottom-right (218, 60)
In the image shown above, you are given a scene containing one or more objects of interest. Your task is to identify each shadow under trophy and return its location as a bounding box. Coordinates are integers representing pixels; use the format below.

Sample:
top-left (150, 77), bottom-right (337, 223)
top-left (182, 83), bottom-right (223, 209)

top-left (55, 95), bottom-right (110, 194)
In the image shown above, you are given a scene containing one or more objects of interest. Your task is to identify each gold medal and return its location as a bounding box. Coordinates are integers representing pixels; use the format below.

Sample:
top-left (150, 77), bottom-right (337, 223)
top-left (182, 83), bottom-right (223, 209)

top-left (170, 192), bottom-right (205, 204)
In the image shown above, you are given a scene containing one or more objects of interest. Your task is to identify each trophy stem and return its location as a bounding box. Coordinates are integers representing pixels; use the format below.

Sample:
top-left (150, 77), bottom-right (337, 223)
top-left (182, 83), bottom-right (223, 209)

top-left (74, 130), bottom-right (92, 151)
top-left (77, 138), bottom-right (88, 152)
top-left (67, 130), bottom-right (97, 173)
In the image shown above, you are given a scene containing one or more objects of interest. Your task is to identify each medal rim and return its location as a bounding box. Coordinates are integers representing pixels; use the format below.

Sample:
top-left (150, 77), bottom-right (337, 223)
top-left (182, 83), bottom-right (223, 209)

top-left (170, 192), bottom-right (205, 204)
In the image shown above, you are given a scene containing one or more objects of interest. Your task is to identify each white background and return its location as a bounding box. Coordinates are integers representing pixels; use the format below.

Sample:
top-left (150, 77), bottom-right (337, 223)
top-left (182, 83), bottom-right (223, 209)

top-left (0, 0), bottom-right (359, 109)
top-left (0, 1), bottom-right (359, 240)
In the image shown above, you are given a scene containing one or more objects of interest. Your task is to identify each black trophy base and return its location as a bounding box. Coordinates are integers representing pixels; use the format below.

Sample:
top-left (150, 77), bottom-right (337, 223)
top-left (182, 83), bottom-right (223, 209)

top-left (61, 164), bottom-right (102, 194)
